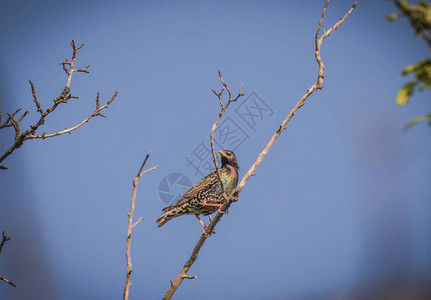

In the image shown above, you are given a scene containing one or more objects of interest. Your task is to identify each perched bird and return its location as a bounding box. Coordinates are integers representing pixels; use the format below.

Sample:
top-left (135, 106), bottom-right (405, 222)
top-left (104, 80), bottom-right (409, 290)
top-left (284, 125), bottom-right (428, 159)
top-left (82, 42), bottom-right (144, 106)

top-left (157, 150), bottom-right (239, 235)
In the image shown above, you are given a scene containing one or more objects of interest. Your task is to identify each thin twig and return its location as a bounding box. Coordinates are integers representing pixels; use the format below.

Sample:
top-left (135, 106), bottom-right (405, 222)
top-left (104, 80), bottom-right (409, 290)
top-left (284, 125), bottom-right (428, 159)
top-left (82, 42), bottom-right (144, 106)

top-left (210, 72), bottom-right (244, 205)
top-left (0, 231), bottom-right (11, 254)
top-left (162, 1), bottom-right (357, 299)
top-left (0, 108), bottom-right (25, 129)
top-left (0, 231), bottom-right (16, 287)
top-left (123, 152), bottom-right (159, 300)
top-left (0, 276), bottom-right (16, 288)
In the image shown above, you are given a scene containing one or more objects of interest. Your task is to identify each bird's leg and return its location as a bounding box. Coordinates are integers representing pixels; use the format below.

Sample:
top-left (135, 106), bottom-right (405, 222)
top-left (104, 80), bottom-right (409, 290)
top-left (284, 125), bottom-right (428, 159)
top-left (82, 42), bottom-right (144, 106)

top-left (195, 214), bottom-right (212, 237)
top-left (202, 203), bottom-right (228, 214)
top-left (195, 214), bottom-right (207, 229)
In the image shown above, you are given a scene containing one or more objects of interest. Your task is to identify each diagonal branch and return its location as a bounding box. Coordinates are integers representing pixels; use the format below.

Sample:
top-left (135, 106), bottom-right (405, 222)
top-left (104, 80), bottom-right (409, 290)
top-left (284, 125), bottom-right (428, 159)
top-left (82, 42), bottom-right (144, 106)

top-left (123, 152), bottom-right (159, 300)
top-left (162, 1), bottom-right (357, 299)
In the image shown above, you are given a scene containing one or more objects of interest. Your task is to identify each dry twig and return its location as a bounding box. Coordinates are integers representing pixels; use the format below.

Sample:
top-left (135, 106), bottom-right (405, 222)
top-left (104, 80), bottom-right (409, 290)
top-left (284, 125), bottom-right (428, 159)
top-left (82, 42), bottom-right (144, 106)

top-left (0, 40), bottom-right (118, 169)
top-left (163, 1), bottom-right (357, 298)
top-left (0, 231), bottom-right (16, 287)
top-left (123, 152), bottom-right (159, 300)
top-left (210, 71), bottom-right (244, 203)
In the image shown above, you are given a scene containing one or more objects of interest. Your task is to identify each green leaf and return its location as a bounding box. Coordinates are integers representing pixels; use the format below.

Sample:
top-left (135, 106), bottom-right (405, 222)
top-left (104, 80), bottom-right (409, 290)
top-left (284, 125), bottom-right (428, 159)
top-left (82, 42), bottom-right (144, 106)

top-left (396, 81), bottom-right (417, 105)
top-left (401, 64), bottom-right (417, 75)
top-left (419, 81), bottom-right (431, 89)
top-left (404, 113), bottom-right (431, 130)
top-left (385, 13), bottom-right (400, 22)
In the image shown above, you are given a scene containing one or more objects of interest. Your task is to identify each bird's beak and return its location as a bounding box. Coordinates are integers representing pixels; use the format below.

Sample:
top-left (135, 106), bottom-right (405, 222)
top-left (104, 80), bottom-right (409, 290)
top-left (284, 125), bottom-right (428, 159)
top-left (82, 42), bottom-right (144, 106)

top-left (218, 150), bottom-right (228, 158)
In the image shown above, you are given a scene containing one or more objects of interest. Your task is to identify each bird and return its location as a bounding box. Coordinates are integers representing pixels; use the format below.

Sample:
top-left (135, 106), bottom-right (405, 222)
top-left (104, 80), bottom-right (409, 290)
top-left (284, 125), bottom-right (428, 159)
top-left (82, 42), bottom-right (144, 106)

top-left (157, 150), bottom-right (239, 236)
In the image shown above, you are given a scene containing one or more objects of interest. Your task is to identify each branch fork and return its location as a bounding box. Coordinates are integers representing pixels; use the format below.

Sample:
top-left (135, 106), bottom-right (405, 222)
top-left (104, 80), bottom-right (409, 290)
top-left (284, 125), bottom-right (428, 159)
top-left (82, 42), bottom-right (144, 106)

top-left (163, 1), bottom-right (357, 299)
top-left (123, 152), bottom-right (159, 300)
top-left (0, 40), bottom-right (118, 169)
top-left (0, 231), bottom-right (16, 287)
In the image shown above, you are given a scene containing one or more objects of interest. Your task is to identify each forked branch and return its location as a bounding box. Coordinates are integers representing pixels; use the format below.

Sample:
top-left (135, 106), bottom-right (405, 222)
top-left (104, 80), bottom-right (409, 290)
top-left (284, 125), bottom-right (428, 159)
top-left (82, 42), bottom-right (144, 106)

top-left (0, 40), bottom-right (118, 169)
top-left (0, 231), bottom-right (16, 288)
top-left (123, 152), bottom-right (159, 300)
top-left (163, 1), bottom-right (357, 299)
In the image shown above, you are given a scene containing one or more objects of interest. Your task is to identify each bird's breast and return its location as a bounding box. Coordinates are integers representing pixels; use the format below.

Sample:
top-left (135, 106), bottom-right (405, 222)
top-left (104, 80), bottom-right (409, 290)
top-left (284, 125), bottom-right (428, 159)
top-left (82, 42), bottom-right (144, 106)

top-left (220, 166), bottom-right (238, 194)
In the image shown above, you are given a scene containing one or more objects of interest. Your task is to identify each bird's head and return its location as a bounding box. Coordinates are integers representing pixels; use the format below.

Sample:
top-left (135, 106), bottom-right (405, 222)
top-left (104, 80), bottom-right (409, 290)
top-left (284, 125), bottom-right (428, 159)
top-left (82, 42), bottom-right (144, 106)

top-left (218, 150), bottom-right (239, 170)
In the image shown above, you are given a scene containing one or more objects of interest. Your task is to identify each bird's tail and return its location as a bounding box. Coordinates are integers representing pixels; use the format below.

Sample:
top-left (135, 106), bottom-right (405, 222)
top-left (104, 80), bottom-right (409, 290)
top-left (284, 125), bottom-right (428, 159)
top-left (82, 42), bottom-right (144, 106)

top-left (156, 211), bottom-right (175, 227)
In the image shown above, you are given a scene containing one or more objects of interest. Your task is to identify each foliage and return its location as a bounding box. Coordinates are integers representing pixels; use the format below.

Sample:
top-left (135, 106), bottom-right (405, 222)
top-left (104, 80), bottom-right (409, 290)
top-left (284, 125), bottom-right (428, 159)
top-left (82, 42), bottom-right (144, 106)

top-left (387, 0), bottom-right (431, 129)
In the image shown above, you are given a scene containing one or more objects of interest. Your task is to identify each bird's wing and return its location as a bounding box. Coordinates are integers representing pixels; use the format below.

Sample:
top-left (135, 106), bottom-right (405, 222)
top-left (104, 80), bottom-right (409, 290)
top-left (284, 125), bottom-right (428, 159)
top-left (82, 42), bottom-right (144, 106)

top-left (162, 171), bottom-right (219, 211)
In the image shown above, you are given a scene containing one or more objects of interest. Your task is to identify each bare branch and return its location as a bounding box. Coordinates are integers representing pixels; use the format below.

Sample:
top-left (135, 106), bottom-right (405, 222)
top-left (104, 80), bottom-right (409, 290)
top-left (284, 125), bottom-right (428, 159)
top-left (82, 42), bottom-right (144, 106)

top-left (0, 232), bottom-right (16, 288)
top-left (0, 40), bottom-right (118, 167)
top-left (26, 92), bottom-right (118, 140)
top-left (123, 153), bottom-right (159, 300)
top-left (163, 1), bottom-right (357, 299)
top-left (164, 73), bottom-right (245, 299)
top-left (0, 276), bottom-right (16, 288)
top-left (0, 231), bottom-right (11, 254)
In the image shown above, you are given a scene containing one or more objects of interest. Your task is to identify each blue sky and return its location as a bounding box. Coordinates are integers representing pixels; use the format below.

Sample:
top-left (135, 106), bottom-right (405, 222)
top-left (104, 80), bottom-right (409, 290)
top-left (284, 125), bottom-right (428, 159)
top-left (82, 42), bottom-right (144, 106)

top-left (1, 1), bottom-right (431, 299)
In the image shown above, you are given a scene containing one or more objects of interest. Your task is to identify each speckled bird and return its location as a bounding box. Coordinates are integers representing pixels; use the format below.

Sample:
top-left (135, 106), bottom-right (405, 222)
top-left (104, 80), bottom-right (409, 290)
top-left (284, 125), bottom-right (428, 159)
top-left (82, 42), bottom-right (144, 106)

top-left (156, 150), bottom-right (239, 233)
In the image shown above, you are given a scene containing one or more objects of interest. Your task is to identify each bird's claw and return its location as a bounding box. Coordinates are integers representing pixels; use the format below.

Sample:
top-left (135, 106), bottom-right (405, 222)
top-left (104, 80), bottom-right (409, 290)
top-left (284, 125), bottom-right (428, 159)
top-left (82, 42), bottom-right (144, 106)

top-left (218, 207), bottom-right (228, 214)
top-left (202, 228), bottom-right (216, 237)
